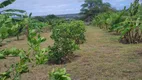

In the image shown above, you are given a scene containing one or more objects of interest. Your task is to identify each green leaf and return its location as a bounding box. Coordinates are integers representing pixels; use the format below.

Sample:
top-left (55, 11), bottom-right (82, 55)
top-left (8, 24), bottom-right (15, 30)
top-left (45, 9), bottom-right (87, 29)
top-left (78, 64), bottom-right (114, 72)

top-left (0, 54), bottom-right (5, 59)
top-left (2, 9), bottom-right (26, 13)
top-left (0, 0), bottom-right (16, 8)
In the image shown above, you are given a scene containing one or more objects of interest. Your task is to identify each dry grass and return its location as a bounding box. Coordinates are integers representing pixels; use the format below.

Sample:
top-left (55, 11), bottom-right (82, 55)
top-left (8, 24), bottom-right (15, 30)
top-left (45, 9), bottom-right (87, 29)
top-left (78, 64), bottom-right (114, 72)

top-left (0, 26), bottom-right (142, 80)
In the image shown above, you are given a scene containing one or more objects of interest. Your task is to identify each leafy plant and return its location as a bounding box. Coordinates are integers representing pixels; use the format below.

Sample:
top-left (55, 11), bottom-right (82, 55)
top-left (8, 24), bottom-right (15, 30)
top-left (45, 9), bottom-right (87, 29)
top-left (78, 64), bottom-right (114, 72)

top-left (0, 14), bottom-right (13, 46)
top-left (80, 0), bottom-right (114, 21)
top-left (49, 68), bottom-right (71, 80)
top-left (0, 13), bottom-right (49, 80)
top-left (119, 0), bottom-right (142, 44)
top-left (0, 65), bottom-right (13, 80)
top-left (48, 20), bottom-right (86, 64)
top-left (0, 0), bottom-right (27, 45)
top-left (69, 20), bottom-right (86, 44)
top-left (0, 50), bottom-right (30, 80)
top-left (0, 48), bottom-right (25, 59)
top-left (92, 0), bottom-right (142, 44)
top-left (0, 0), bottom-right (15, 9)
top-left (27, 23), bottom-right (48, 64)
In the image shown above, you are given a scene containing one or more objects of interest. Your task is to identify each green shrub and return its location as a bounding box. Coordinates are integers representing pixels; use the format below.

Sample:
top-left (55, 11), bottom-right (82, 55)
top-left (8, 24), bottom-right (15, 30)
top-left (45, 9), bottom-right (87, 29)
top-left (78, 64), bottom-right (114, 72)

top-left (69, 20), bottom-right (86, 44)
top-left (48, 23), bottom-right (79, 64)
top-left (119, 0), bottom-right (142, 44)
top-left (48, 18), bottom-right (66, 30)
top-left (48, 20), bottom-right (85, 64)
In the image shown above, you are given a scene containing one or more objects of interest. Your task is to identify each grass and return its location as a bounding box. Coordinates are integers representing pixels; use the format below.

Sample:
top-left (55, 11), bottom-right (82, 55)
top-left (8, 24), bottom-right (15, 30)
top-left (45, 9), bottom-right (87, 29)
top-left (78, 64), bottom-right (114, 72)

top-left (0, 26), bottom-right (142, 80)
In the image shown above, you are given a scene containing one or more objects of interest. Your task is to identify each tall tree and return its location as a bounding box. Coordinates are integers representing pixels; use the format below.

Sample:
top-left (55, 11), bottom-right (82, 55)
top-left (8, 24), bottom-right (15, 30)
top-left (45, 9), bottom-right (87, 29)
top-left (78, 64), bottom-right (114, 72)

top-left (80, 0), bottom-right (113, 21)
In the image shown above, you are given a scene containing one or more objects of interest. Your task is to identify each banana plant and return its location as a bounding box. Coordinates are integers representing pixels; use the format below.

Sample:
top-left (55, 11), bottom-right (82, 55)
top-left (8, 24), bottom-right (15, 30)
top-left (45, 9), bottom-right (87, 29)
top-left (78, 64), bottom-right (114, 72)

top-left (0, 0), bottom-right (26, 16)
top-left (0, 14), bottom-right (13, 46)
top-left (119, 0), bottom-right (142, 44)
top-left (0, 14), bottom-right (48, 79)
top-left (0, 0), bottom-right (27, 46)
top-left (0, 0), bottom-right (15, 9)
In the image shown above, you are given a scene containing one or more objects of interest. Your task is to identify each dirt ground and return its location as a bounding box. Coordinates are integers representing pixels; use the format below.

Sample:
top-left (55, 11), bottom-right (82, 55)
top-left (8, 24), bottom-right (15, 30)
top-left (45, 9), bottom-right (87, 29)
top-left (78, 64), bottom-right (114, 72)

top-left (0, 26), bottom-right (142, 80)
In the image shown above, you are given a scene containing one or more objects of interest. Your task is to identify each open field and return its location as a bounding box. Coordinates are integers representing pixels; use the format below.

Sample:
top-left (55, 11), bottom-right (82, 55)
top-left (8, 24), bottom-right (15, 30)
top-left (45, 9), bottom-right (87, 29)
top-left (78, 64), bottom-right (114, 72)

top-left (0, 26), bottom-right (142, 80)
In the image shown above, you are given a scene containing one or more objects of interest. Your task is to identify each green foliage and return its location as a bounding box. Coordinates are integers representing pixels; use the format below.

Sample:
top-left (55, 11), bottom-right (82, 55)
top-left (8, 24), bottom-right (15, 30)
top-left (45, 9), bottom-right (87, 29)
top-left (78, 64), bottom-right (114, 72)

top-left (48, 20), bottom-right (85, 64)
top-left (33, 16), bottom-right (46, 22)
top-left (80, 0), bottom-right (114, 21)
top-left (12, 54), bottom-right (29, 79)
top-left (47, 18), bottom-right (66, 30)
top-left (0, 14), bottom-right (13, 45)
top-left (0, 48), bottom-right (25, 59)
top-left (0, 49), bottom-right (30, 80)
top-left (35, 48), bottom-right (48, 64)
top-left (28, 28), bottom-right (48, 64)
top-left (0, 65), bottom-right (12, 80)
top-left (34, 15), bottom-right (65, 30)
top-left (49, 68), bottom-right (71, 80)
top-left (0, 0), bottom-right (16, 8)
top-left (0, 49), bottom-right (29, 79)
top-left (0, 13), bottom-right (49, 80)
top-left (69, 20), bottom-right (86, 44)
top-left (29, 19), bottom-right (48, 31)
top-left (0, 0), bottom-right (27, 42)
top-left (0, 2), bottom-right (27, 44)
top-left (0, 0), bottom-right (26, 22)
top-left (92, 10), bottom-right (126, 32)
top-left (2, 9), bottom-right (26, 13)
top-left (92, 0), bottom-right (142, 44)
top-left (118, 0), bottom-right (142, 44)
top-left (48, 24), bottom-right (79, 63)
top-left (92, 12), bottom-right (112, 29)
top-left (44, 15), bottom-right (66, 30)
top-left (45, 15), bottom-right (60, 24)
top-left (45, 14), bottom-right (59, 20)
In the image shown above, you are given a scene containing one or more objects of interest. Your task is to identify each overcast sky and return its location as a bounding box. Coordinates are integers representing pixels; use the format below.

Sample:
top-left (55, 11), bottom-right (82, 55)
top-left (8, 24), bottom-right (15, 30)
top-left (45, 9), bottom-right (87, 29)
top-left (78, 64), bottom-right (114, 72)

top-left (1, 0), bottom-right (134, 16)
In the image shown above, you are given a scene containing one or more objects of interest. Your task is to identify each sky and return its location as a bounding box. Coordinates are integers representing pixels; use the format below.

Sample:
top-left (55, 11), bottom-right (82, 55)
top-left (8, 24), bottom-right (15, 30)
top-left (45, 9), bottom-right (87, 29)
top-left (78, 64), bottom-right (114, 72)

top-left (1, 0), bottom-right (134, 16)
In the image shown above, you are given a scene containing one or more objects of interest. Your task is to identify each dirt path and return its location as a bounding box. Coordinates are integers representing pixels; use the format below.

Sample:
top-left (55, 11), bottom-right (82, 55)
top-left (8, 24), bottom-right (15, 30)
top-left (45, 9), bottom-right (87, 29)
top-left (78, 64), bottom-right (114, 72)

top-left (0, 26), bottom-right (142, 80)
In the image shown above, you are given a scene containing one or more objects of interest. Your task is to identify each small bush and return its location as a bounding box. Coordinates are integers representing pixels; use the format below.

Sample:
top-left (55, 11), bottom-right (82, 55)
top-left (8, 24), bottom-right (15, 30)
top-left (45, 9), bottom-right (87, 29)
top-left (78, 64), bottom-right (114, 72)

top-left (69, 20), bottom-right (86, 44)
top-left (48, 20), bottom-right (86, 64)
